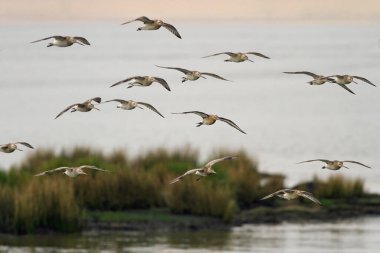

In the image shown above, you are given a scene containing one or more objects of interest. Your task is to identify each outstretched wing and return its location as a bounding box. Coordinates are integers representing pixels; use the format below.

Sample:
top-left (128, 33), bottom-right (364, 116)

top-left (283, 71), bottom-right (320, 79)
top-left (74, 37), bottom-right (90, 45)
top-left (153, 77), bottom-right (171, 91)
top-left (110, 76), bottom-right (142, 87)
top-left (86, 97), bottom-right (102, 104)
top-left (218, 117), bottom-right (247, 134)
top-left (171, 111), bottom-right (209, 118)
top-left (202, 52), bottom-right (236, 58)
top-left (343, 160), bottom-right (371, 168)
top-left (297, 159), bottom-right (331, 164)
top-left (79, 165), bottom-right (110, 172)
top-left (162, 23), bottom-right (182, 39)
top-left (156, 65), bottom-right (190, 74)
top-left (15, 142), bottom-right (34, 149)
top-left (55, 103), bottom-right (79, 119)
top-left (298, 191), bottom-right (322, 205)
top-left (34, 167), bottom-right (70, 176)
top-left (121, 16), bottom-right (153, 25)
top-left (246, 52), bottom-right (270, 59)
top-left (353, 76), bottom-right (376, 87)
top-left (103, 99), bottom-right (128, 104)
top-left (30, 36), bottom-right (64, 43)
top-left (205, 156), bottom-right (237, 167)
top-left (137, 102), bottom-right (165, 118)
top-left (169, 168), bottom-right (203, 184)
top-left (335, 83), bottom-right (356, 95)
top-left (260, 189), bottom-right (287, 200)
top-left (201, 72), bottom-right (231, 81)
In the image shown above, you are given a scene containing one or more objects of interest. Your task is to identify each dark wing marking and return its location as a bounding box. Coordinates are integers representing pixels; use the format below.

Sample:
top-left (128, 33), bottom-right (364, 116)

top-left (202, 52), bottom-right (236, 58)
top-left (30, 36), bottom-right (65, 43)
top-left (245, 52), bottom-right (270, 59)
top-left (110, 76), bottom-right (142, 87)
top-left (205, 156), bottom-right (237, 167)
top-left (335, 83), bottom-right (356, 95)
top-left (156, 65), bottom-right (190, 74)
top-left (343, 160), bottom-right (371, 168)
top-left (169, 168), bottom-right (203, 184)
top-left (171, 111), bottom-right (209, 118)
top-left (74, 37), bottom-right (90, 45)
top-left (137, 102), bottom-right (165, 118)
top-left (34, 167), bottom-right (69, 176)
top-left (201, 72), bottom-right (231, 81)
top-left (297, 159), bottom-right (331, 164)
top-left (260, 189), bottom-right (287, 200)
top-left (283, 71), bottom-right (320, 79)
top-left (103, 99), bottom-right (128, 104)
top-left (298, 191), bottom-right (322, 205)
top-left (153, 77), bottom-right (171, 91)
top-left (162, 23), bottom-right (182, 39)
top-left (86, 97), bottom-right (101, 104)
top-left (353, 76), bottom-right (376, 87)
top-left (218, 117), bottom-right (246, 134)
top-left (55, 103), bottom-right (80, 119)
top-left (121, 16), bottom-right (153, 25)
top-left (16, 142), bottom-right (34, 149)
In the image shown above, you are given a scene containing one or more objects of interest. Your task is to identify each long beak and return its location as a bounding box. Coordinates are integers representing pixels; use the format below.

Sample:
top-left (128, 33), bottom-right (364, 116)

top-left (200, 75), bottom-right (207, 79)
top-left (76, 41), bottom-right (85, 46)
top-left (137, 106), bottom-right (144, 109)
top-left (353, 80), bottom-right (358, 84)
top-left (343, 166), bottom-right (350, 169)
top-left (93, 107), bottom-right (100, 111)
top-left (247, 58), bottom-right (254, 62)
top-left (17, 148), bottom-right (23, 151)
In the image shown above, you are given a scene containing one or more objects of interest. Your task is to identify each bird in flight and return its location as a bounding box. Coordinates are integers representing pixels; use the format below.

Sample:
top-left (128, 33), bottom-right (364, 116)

top-left (172, 111), bottom-right (246, 134)
top-left (156, 65), bottom-right (231, 83)
top-left (34, 165), bottom-right (109, 177)
top-left (30, 36), bottom-right (90, 47)
top-left (261, 189), bottom-right (322, 205)
top-left (121, 16), bottom-right (182, 39)
top-left (203, 51), bottom-right (270, 62)
top-left (103, 99), bottom-right (164, 118)
top-left (169, 156), bottom-right (237, 184)
top-left (110, 75), bottom-right (170, 91)
top-left (55, 97), bottom-right (101, 119)
top-left (297, 159), bottom-right (371, 170)
top-left (0, 142), bottom-right (34, 153)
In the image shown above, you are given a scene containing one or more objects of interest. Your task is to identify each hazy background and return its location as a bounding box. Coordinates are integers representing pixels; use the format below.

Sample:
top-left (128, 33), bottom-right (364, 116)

top-left (0, 0), bottom-right (379, 192)
top-left (1, 0), bottom-right (380, 23)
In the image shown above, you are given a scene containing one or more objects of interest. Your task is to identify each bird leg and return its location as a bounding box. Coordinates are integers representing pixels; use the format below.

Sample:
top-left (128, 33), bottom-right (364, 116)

top-left (181, 77), bottom-right (187, 83)
top-left (196, 122), bottom-right (203, 127)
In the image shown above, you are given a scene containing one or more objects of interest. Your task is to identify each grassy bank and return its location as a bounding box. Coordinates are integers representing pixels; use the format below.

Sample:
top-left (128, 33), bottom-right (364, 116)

top-left (0, 146), bottom-right (378, 234)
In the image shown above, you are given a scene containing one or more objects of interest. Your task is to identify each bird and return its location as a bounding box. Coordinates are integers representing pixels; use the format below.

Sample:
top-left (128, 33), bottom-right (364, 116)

top-left (328, 75), bottom-right (376, 87)
top-left (172, 111), bottom-right (246, 134)
top-left (261, 189), bottom-right (322, 205)
top-left (55, 97), bottom-right (101, 119)
top-left (283, 71), bottom-right (356, 94)
top-left (110, 76), bottom-right (171, 91)
top-left (156, 65), bottom-right (231, 83)
top-left (103, 99), bottom-right (164, 118)
top-left (0, 142), bottom-right (34, 153)
top-left (121, 16), bottom-right (182, 39)
top-left (202, 52), bottom-right (270, 62)
top-left (34, 165), bottom-right (109, 177)
top-left (169, 156), bottom-right (237, 184)
top-left (30, 36), bottom-right (90, 47)
top-left (297, 159), bottom-right (371, 170)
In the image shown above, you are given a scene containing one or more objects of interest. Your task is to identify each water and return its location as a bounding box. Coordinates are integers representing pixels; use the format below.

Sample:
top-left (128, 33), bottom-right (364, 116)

top-left (0, 217), bottom-right (379, 252)
top-left (0, 22), bottom-right (379, 192)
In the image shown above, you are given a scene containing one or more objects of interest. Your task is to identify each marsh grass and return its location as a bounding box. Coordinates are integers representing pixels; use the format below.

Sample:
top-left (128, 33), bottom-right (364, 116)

top-left (0, 146), bottom-right (372, 233)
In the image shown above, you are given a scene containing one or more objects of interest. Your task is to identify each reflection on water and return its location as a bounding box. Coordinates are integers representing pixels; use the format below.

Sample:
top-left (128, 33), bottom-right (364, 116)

top-left (1, 217), bottom-right (380, 252)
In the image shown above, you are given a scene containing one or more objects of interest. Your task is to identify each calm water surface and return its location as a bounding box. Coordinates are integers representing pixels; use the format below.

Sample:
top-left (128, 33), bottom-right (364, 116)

top-left (0, 217), bottom-right (379, 252)
top-left (0, 22), bottom-right (379, 191)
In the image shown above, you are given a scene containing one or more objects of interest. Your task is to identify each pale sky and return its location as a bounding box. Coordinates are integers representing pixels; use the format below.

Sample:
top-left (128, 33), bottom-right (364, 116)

top-left (1, 0), bottom-right (380, 22)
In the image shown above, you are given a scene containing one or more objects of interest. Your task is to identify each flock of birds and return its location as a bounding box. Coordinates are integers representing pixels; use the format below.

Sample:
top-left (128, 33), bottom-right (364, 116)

top-left (1, 16), bottom-right (376, 207)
